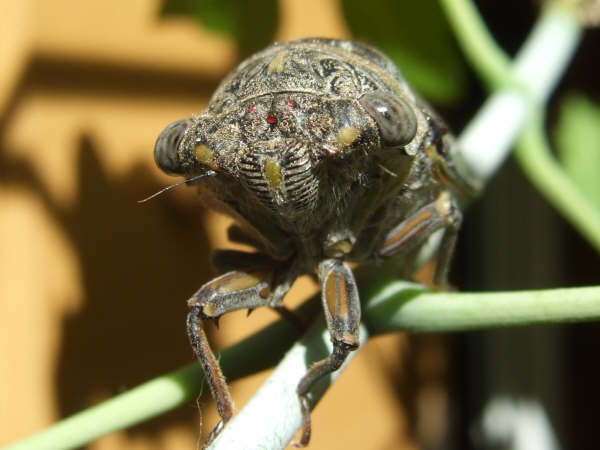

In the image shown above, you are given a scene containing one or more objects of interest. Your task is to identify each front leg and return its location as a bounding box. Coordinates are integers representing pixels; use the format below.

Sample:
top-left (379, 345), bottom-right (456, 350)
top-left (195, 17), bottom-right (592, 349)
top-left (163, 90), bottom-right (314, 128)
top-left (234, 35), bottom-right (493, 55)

top-left (187, 260), bottom-right (296, 447)
top-left (187, 306), bottom-right (233, 446)
top-left (294, 259), bottom-right (361, 447)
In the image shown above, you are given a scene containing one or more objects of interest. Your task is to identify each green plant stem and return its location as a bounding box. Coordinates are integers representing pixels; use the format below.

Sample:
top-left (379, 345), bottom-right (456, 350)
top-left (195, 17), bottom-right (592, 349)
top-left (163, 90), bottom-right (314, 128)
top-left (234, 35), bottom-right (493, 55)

top-left (452, 2), bottom-right (581, 184)
top-left (364, 281), bottom-right (600, 333)
top-left (3, 367), bottom-right (202, 450)
top-left (6, 287), bottom-right (600, 450)
top-left (515, 114), bottom-right (600, 252)
top-left (208, 319), bottom-right (369, 449)
top-left (2, 301), bottom-right (321, 450)
top-left (441, 0), bottom-right (581, 93)
top-left (439, 0), bottom-right (511, 88)
top-left (443, 0), bottom-right (600, 250)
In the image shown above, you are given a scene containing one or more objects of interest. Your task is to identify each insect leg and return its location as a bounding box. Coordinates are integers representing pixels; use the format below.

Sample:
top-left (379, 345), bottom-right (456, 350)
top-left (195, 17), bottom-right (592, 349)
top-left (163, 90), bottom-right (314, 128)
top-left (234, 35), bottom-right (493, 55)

top-left (187, 265), bottom-right (292, 446)
top-left (378, 190), bottom-right (461, 286)
top-left (187, 306), bottom-right (232, 447)
top-left (294, 259), bottom-right (361, 447)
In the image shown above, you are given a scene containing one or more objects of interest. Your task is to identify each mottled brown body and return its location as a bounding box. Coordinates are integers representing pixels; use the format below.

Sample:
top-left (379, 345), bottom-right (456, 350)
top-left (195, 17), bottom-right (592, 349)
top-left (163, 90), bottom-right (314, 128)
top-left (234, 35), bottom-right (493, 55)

top-left (154, 38), bottom-right (473, 447)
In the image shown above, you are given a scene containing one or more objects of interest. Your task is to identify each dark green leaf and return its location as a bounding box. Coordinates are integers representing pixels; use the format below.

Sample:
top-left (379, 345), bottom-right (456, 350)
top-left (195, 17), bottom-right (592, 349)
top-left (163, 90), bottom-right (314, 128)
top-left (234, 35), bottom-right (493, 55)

top-left (341, 0), bottom-right (467, 104)
top-left (160, 0), bottom-right (279, 58)
top-left (235, 1), bottom-right (279, 58)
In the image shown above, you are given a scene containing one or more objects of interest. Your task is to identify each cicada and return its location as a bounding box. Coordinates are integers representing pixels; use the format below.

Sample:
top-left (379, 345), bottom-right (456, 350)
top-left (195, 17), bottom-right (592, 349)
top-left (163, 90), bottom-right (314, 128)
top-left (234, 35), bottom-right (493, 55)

top-left (153, 38), bottom-right (474, 447)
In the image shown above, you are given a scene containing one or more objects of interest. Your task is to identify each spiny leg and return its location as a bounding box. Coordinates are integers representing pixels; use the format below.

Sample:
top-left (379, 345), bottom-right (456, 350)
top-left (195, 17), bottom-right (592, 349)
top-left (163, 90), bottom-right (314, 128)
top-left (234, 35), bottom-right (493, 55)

top-left (294, 259), bottom-right (361, 447)
top-left (187, 260), bottom-right (295, 447)
top-left (378, 190), bottom-right (461, 287)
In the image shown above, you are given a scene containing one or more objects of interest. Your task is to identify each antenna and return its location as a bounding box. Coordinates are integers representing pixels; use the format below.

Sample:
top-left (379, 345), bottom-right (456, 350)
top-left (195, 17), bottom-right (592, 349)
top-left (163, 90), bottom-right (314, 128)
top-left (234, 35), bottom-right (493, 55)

top-left (138, 170), bottom-right (216, 203)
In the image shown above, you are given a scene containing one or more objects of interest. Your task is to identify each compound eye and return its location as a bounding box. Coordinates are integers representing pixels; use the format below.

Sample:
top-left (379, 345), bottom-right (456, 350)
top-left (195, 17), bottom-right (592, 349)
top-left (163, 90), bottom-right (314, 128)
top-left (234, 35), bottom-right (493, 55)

top-left (359, 91), bottom-right (417, 148)
top-left (154, 119), bottom-right (189, 175)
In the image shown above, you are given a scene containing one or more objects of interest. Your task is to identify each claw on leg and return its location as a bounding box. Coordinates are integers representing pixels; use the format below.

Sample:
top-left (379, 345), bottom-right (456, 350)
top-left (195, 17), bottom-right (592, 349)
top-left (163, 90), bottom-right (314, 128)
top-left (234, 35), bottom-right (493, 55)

top-left (294, 393), bottom-right (312, 448)
top-left (293, 341), bottom-right (356, 447)
top-left (293, 259), bottom-right (361, 446)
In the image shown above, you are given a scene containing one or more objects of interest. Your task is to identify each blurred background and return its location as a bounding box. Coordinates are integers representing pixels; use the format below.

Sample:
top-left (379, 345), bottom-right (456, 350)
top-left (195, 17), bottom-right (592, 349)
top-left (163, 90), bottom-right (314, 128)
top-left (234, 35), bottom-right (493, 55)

top-left (0, 0), bottom-right (598, 449)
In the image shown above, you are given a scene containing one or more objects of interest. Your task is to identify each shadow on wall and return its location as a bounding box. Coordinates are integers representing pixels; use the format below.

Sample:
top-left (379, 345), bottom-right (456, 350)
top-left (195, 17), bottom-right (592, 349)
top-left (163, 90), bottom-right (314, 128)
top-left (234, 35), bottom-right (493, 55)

top-left (0, 133), bottom-right (215, 437)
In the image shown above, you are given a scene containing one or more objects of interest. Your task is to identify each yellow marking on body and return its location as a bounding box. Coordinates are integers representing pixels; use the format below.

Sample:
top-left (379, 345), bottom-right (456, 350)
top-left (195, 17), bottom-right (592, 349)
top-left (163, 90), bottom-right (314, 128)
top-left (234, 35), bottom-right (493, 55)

top-left (195, 144), bottom-right (218, 170)
top-left (325, 272), bottom-right (338, 318)
top-left (335, 240), bottom-right (353, 255)
top-left (383, 210), bottom-right (432, 248)
top-left (434, 191), bottom-right (452, 217)
top-left (202, 304), bottom-right (216, 317)
top-left (426, 145), bottom-right (437, 158)
top-left (335, 127), bottom-right (360, 146)
top-left (268, 50), bottom-right (287, 74)
top-left (265, 159), bottom-right (283, 189)
top-left (325, 239), bottom-right (353, 258)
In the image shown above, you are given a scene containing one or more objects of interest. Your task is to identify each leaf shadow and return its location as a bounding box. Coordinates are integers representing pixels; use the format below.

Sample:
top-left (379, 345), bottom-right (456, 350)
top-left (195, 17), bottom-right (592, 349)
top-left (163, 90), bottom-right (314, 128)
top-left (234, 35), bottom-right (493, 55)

top-left (0, 133), bottom-right (215, 439)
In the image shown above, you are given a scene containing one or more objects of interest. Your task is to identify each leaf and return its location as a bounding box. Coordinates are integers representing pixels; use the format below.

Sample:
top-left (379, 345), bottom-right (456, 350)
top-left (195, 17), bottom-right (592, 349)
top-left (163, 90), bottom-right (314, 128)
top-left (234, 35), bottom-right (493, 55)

top-left (235, 1), bottom-right (279, 58)
top-left (160, 0), bottom-right (279, 58)
top-left (555, 94), bottom-right (600, 209)
top-left (341, 0), bottom-right (467, 104)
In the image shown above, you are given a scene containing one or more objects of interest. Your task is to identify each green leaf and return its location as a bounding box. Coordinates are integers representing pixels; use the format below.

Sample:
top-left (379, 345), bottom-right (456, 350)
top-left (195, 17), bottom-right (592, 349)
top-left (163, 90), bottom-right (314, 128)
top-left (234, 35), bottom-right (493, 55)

top-left (555, 94), bottom-right (600, 209)
top-left (235, 1), bottom-right (279, 59)
top-left (160, 0), bottom-right (279, 58)
top-left (341, 0), bottom-right (467, 104)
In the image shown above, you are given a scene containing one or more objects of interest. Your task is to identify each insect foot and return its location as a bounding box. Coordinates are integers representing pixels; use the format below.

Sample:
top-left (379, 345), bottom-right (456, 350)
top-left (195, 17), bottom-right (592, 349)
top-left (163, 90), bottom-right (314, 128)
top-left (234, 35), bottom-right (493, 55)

top-left (154, 37), bottom-right (472, 446)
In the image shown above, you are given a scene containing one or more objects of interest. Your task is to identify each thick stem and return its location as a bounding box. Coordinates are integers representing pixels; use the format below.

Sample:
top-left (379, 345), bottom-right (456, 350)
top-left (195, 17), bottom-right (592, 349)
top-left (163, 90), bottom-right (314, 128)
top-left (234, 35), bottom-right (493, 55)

top-left (363, 281), bottom-right (600, 334)
top-left (207, 320), bottom-right (368, 450)
top-left (455, 3), bottom-right (581, 184)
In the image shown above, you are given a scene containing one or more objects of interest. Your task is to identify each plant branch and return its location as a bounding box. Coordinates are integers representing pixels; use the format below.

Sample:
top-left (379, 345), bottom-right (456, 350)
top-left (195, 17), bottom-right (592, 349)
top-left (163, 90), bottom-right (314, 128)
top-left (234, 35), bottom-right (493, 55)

top-left (363, 281), bottom-right (600, 333)
top-left (514, 113), bottom-right (600, 252)
top-left (208, 319), bottom-right (369, 449)
top-left (439, 0), bottom-right (511, 88)
top-left (8, 283), bottom-right (600, 449)
top-left (3, 300), bottom-right (321, 450)
top-left (444, 0), bottom-right (600, 249)
top-left (453, 1), bottom-right (581, 184)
